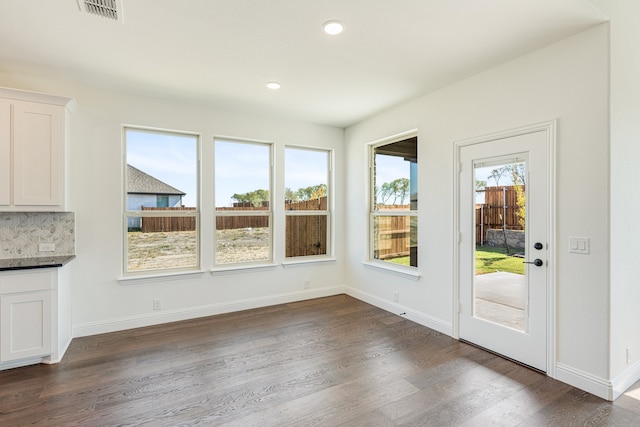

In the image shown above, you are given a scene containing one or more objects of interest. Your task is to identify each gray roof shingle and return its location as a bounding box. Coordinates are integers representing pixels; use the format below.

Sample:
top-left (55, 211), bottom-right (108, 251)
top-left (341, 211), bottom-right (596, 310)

top-left (127, 164), bottom-right (186, 196)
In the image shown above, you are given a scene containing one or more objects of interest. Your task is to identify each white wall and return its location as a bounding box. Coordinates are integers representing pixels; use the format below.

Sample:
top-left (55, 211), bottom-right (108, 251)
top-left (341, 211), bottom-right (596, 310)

top-left (0, 72), bottom-right (346, 336)
top-left (599, 0), bottom-right (640, 397)
top-left (345, 25), bottom-right (610, 394)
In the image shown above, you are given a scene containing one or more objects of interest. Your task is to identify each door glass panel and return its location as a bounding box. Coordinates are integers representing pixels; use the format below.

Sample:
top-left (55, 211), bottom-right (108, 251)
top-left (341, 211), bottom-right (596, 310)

top-left (473, 160), bottom-right (527, 332)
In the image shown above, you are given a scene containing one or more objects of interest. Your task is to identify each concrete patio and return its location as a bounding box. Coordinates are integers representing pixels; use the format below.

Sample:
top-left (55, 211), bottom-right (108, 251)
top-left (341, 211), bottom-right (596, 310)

top-left (474, 271), bottom-right (526, 331)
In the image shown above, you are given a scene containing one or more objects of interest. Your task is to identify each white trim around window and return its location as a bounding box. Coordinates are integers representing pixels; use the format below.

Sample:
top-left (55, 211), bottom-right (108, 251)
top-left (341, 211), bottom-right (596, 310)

top-left (367, 130), bottom-right (418, 272)
top-left (122, 126), bottom-right (201, 276)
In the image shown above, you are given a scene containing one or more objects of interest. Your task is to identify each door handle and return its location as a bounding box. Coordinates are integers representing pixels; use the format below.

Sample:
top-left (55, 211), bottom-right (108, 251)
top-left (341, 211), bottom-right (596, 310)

top-left (524, 259), bottom-right (544, 267)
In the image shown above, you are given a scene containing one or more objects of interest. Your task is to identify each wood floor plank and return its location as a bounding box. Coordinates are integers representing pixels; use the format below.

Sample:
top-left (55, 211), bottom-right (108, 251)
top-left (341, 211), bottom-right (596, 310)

top-left (1, 295), bottom-right (638, 426)
top-left (458, 376), bottom-right (573, 426)
top-left (218, 365), bottom-right (421, 426)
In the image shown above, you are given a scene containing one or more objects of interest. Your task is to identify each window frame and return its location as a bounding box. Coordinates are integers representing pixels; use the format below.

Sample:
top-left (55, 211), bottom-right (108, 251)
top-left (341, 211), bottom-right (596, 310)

top-left (213, 137), bottom-right (274, 267)
top-left (368, 131), bottom-right (418, 270)
top-left (284, 145), bottom-right (333, 260)
top-left (156, 195), bottom-right (169, 208)
top-left (122, 125), bottom-right (201, 276)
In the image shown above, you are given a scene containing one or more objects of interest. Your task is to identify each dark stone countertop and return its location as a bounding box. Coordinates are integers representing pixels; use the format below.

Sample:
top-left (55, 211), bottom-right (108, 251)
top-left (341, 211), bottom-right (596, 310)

top-left (0, 255), bottom-right (76, 271)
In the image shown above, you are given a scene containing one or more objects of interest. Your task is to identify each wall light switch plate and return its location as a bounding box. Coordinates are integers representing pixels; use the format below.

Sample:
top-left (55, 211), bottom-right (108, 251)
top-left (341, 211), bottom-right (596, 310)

top-left (569, 237), bottom-right (589, 254)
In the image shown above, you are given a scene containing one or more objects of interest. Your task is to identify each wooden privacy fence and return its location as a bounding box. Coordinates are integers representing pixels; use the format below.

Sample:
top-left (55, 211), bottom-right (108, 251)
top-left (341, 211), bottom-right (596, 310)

top-left (139, 198), bottom-right (328, 232)
top-left (216, 206), bottom-right (270, 230)
top-left (286, 197), bottom-right (327, 211)
top-left (286, 215), bottom-right (327, 257)
top-left (140, 198), bottom-right (413, 260)
top-left (374, 215), bottom-right (410, 260)
top-left (285, 197), bottom-right (328, 257)
top-left (475, 185), bottom-right (525, 244)
top-left (374, 204), bottom-right (412, 260)
top-left (140, 207), bottom-right (196, 233)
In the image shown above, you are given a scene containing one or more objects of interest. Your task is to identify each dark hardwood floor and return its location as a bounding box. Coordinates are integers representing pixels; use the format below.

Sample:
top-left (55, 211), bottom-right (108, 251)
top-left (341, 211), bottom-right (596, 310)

top-left (1, 295), bottom-right (639, 426)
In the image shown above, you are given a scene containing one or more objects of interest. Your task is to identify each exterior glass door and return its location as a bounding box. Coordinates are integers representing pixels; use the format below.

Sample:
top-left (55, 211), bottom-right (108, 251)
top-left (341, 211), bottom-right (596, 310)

top-left (458, 130), bottom-right (549, 372)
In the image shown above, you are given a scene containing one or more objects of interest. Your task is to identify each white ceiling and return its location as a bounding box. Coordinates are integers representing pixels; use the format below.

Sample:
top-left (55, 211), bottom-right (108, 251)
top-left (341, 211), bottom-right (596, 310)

top-left (0, 0), bottom-right (608, 128)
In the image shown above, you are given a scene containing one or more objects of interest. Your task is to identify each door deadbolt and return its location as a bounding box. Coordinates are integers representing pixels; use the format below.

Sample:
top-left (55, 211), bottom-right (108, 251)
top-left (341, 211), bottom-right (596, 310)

top-left (534, 242), bottom-right (544, 250)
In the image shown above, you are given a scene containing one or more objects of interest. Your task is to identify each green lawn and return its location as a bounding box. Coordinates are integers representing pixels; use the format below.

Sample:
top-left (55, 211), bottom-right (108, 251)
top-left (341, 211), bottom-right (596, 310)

top-left (388, 256), bottom-right (410, 266)
top-left (380, 245), bottom-right (525, 275)
top-left (476, 245), bottom-right (525, 275)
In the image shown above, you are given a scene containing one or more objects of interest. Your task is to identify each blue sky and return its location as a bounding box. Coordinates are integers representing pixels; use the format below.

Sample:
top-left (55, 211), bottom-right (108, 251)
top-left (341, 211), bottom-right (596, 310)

top-left (126, 129), bottom-right (198, 207)
top-left (215, 143), bottom-right (329, 206)
top-left (284, 147), bottom-right (328, 195)
top-left (375, 154), bottom-right (410, 186)
top-left (374, 154), bottom-right (412, 205)
top-left (126, 130), bottom-right (331, 207)
top-left (214, 139), bottom-right (271, 207)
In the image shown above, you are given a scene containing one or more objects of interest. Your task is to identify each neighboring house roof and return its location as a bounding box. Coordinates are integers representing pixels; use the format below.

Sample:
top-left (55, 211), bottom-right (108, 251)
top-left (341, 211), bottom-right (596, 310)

top-left (127, 164), bottom-right (186, 196)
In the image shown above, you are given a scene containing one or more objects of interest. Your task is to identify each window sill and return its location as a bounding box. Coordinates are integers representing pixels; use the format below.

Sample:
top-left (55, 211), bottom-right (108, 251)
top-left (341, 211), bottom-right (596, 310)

top-left (211, 263), bottom-right (279, 275)
top-left (118, 269), bottom-right (206, 285)
top-left (361, 261), bottom-right (421, 281)
top-left (282, 257), bottom-right (337, 268)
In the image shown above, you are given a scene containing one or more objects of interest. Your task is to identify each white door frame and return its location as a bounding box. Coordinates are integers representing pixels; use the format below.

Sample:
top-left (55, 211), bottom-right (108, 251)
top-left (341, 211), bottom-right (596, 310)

top-left (452, 120), bottom-right (557, 378)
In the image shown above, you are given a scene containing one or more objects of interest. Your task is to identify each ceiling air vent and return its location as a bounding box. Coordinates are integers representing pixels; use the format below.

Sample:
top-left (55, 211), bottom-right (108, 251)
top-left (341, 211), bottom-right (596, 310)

top-left (78, 0), bottom-right (124, 22)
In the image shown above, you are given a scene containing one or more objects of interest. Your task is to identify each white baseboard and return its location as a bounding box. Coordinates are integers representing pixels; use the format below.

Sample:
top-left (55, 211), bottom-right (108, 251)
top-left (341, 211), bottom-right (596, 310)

top-left (47, 335), bottom-right (73, 364)
top-left (345, 286), bottom-right (453, 336)
top-left (73, 285), bottom-right (345, 337)
top-left (555, 362), bottom-right (613, 401)
top-left (555, 360), bottom-right (640, 402)
top-left (0, 356), bottom-right (47, 371)
top-left (612, 359), bottom-right (640, 400)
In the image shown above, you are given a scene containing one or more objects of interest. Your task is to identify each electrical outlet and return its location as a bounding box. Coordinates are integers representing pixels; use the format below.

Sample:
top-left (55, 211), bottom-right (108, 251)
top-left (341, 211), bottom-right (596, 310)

top-left (153, 299), bottom-right (162, 311)
top-left (39, 243), bottom-right (55, 252)
top-left (627, 347), bottom-right (632, 365)
top-left (393, 291), bottom-right (400, 303)
top-left (304, 280), bottom-right (310, 289)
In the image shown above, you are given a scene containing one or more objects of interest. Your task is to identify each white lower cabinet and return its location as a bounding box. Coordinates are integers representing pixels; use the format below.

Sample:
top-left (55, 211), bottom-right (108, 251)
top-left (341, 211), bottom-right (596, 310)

top-left (0, 268), bottom-right (69, 369)
top-left (0, 289), bottom-right (52, 361)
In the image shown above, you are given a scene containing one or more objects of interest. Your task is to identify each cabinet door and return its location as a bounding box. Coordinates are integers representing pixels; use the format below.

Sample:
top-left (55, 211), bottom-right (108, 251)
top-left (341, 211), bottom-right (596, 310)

top-left (1, 291), bottom-right (53, 362)
top-left (0, 99), bottom-right (10, 206)
top-left (12, 101), bottom-right (63, 207)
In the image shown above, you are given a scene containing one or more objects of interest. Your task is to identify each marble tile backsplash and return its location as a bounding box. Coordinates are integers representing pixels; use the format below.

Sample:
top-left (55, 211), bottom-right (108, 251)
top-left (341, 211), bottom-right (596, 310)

top-left (0, 212), bottom-right (75, 259)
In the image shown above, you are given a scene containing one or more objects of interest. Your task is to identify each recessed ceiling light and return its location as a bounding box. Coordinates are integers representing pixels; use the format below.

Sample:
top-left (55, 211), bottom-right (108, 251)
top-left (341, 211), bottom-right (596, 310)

top-left (322, 20), bottom-right (345, 36)
top-left (266, 82), bottom-right (281, 90)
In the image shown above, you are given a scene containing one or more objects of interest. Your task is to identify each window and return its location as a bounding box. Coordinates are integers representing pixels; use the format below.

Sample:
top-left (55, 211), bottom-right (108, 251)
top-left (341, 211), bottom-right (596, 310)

top-left (284, 147), bottom-right (331, 258)
top-left (124, 127), bottom-right (199, 274)
top-left (214, 138), bottom-right (272, 265)
top-left (370, 135), bottom-right (418, 267)
top-left (156, 195), bottom-right (169, 208)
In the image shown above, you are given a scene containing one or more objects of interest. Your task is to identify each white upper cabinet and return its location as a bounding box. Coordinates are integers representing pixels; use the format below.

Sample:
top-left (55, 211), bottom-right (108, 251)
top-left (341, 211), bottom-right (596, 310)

top-left (0, 88), bottom-right (73, 211)
top-left (0, 99), bottom-right (10, 207)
